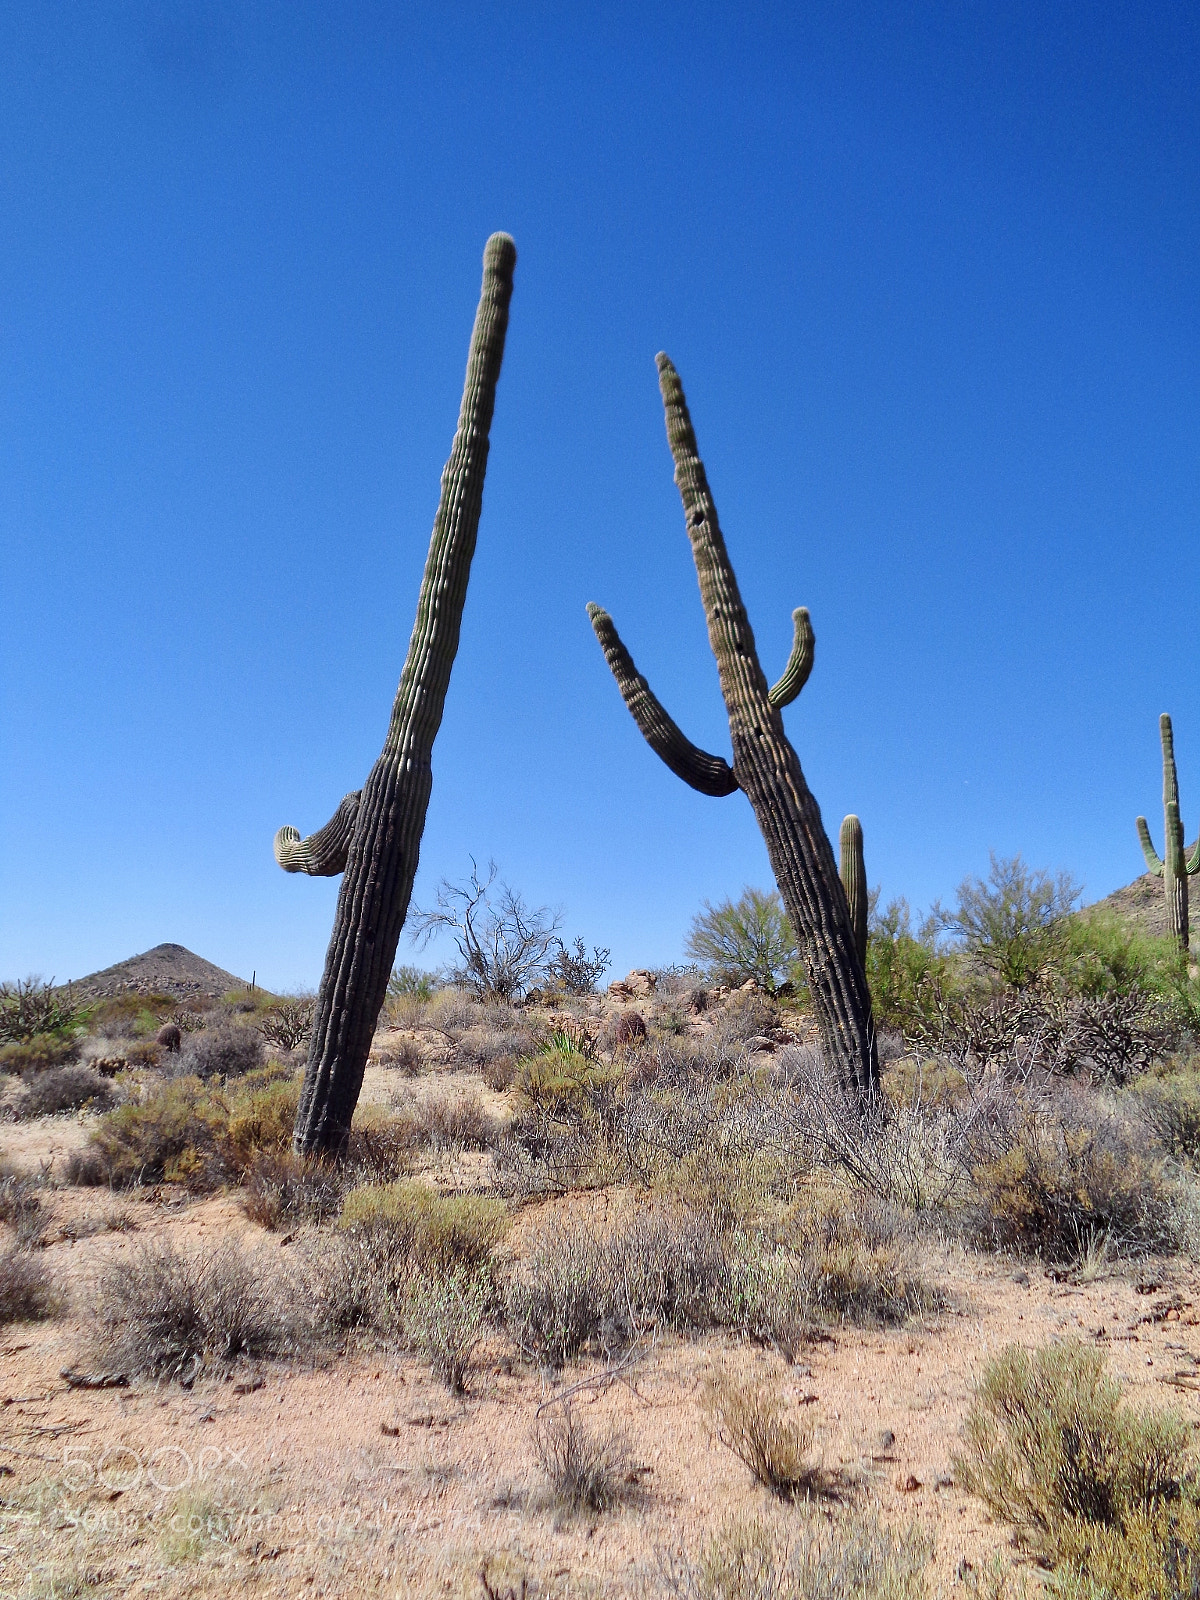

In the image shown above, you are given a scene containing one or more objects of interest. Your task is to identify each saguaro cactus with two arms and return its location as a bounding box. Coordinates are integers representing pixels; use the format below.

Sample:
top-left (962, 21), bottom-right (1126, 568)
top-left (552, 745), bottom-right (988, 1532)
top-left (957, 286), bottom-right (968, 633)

top-left (587, 355), bottom-right (878, 1095)
top-left (1137, 712), bottom-right (1199, 951)
top-left (275, 234), bottom-right (517, 1155)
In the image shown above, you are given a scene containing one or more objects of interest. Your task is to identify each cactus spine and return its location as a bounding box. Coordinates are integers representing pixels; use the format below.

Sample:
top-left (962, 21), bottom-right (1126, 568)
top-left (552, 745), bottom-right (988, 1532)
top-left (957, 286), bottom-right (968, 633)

top-left (1136, 712), bottom-right (1200, 951)
top-left (278, 234), bottom-right (516, 1155)
top-left (588, 354), bottom-right (878, 1095)
top-left (839, 814), bottom-right (868, 973)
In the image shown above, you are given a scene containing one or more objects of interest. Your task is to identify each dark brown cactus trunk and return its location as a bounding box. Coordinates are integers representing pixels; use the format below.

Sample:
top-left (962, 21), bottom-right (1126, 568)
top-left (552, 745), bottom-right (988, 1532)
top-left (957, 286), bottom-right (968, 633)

top-left (284, 234), bottom-right (516, 1155)
top-left (589, 354), bottom-right (878, 1095)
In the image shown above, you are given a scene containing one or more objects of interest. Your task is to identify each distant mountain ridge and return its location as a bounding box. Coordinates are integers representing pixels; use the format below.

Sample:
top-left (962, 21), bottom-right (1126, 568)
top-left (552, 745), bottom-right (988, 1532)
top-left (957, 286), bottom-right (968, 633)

top-left (65, 943), bottom-right (256, 1001)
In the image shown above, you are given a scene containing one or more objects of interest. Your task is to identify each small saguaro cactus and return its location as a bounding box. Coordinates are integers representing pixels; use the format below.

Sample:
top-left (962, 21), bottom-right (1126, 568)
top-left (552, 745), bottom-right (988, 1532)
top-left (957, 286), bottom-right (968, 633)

top-left (588, 354), bottom-right (878, 1096)
top-left (839, 815), bottom-right (868, 973)
top-left (1137, 712), bottom-right (1199, 951)
top-left (275, 234), bottom-right (517, 1156)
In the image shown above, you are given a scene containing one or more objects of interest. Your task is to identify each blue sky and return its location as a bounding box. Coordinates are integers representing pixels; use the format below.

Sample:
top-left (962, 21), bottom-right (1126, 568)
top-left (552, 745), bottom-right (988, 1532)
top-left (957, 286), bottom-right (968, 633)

top-left (2, 2), bottom-right (1198, 991)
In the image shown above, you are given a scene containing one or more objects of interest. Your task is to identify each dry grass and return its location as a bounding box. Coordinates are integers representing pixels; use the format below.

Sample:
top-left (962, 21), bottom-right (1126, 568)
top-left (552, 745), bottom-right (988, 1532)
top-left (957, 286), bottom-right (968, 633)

top-left (532, 1403), bottom-right (639, 1513)
top-left (655, 1512), bottom-right (932, 1600)
top-left (241, 1148), bottom-right (343, 1229)
top-left (701, 1373), bottom-right (824, 1501)
top-left (394, 1085), bottom-right (498, 1150)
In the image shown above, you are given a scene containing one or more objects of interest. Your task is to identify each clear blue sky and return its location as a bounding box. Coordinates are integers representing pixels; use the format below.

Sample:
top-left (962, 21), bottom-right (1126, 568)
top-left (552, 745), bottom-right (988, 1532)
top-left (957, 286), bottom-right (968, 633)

top-left (3, 2), bottom-right (1198, 991)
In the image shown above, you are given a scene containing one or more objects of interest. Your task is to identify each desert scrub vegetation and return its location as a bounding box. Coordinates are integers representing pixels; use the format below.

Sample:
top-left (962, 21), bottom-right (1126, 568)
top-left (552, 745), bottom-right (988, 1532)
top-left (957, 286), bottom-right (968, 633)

top-left (390, 1083), bottom-right (498, 1150)
top-left (532, 1403), bottom-right (639, 1513)
top-left (89, 1237), bottom-right (307, 1382)
top-left (701, 1372), bottom-right (823, 1501)
top-left (0, 976), bottom-right (79, 1042)
top-left (0, 1244), bottom-right (60, 1327)
top-left (685, 887), bottom-right (800, 993)
top-left (402, 1267), bottom-right (490, 1392)
top-left (338, 1179), bottom-right (508, 1275)
top-left (655, 1513), bottom-right (931, 1600)
top-left (955, 1340), bottom-right (1200, 1600)
top-left (6, 1062), bottom-right (117, 1119)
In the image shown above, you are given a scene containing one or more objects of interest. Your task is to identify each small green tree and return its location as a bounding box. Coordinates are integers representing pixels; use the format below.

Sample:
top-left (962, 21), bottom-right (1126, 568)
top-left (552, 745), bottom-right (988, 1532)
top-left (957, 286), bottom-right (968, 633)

top-left (685, 888), bottom-right (798, 992)
top-left (933, 853), bottom-right (1080, 991)
top-left (865, 895), bottom-right (947, 1033)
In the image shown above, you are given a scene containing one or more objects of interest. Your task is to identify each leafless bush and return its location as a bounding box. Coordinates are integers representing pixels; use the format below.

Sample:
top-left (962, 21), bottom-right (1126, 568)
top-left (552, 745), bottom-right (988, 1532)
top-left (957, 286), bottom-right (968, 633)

top-left (505, 1208), bottom-right (732, 1367)
top-left (90, 1239), bottom-right (306, 1381)
top-left (0, 1246), bottom-right (60, 1326)
top-left (701, 1373), bottom-right (821, 1499)
top-left (533, 1404), bottom-right (638, 1512)
top-left (258, 998), bottom-right (314, 1053)
top-left (397, 1087), bottom-right (497, 1151)
top-left (242, 1150), bottom-right (343, 1229)
top-left (456, 1022), bottom-right (537, 1080)
top-left (0, 1166), bottom-right (50, 1245)
top-left (174, 1024), bottom-right (263, 1081)
top-left (551, 939), bottom-right (612, 996)
top-left (424, 988), bottom-right (483, 1032)
top-left (412, 861), bottom-right (563, 1000)
top-left (372, 1035), bottom-right (424, 1074)
top-left (10, 1065), bottom-right (117, 1120)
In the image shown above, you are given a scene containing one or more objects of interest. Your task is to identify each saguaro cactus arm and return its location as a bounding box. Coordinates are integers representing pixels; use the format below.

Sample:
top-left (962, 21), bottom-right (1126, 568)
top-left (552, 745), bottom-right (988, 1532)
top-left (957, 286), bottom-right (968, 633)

top-left (274, 792), bottom-right (362, 876)
top-left (287, 233), bottom-right (516, 1156)
top-left (768, 608), bottom-right (815, 710)
top-left (586, 603), bottom-right (738, 797)
top-left (1137, 814), bottom-right (1164, 876)
top-left (839, 814), bottom-right (868, 972)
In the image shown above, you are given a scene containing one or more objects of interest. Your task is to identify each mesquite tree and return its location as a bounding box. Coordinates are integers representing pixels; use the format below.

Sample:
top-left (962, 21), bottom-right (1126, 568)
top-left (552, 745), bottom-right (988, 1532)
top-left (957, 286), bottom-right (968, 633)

top-left (275, 233), bottom-right (517, 1154)
top-left (588, 354), bottom-right (878, 1094)
top-left (1137, 712), bottom-right (1199, 951)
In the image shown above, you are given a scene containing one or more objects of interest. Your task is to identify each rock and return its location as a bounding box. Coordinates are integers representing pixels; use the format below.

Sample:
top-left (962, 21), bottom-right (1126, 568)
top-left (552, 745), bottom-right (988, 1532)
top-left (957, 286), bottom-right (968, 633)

top-left (614, 970), bottom-right (657, 1000)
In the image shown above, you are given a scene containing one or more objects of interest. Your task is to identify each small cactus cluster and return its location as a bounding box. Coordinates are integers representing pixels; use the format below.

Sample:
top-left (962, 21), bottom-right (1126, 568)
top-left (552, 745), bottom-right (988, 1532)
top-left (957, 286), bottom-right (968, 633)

top-left (1137, 713), bottom-right (1199, 951)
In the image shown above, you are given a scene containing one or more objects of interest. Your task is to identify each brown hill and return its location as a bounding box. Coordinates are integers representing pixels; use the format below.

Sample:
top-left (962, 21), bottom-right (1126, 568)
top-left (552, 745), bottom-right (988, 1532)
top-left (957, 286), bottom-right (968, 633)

top-left (65, 943), bottom-right (256, 1002)
top-left (1087, 845), bottom-right (1200, 943)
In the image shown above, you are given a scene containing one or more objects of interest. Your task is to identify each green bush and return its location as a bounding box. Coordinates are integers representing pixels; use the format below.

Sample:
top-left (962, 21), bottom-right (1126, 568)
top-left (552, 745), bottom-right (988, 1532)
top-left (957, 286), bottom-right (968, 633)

top-left (0, 978), bottom-right (79, 1043)
top-left (1132, 1066), bottom-right (1200, 1162)
top-left (955, 1340), bottom-right (1197, 1591)
top-left (931, 852), bottom-right (1080, 991)
top-left (0, 1034), bottom-right (79, 1076)
top-left (685, 888), bottom-right (798, 993)
top-left (338, 1180), bottom-right (508, 1276)
top-left (67, 1077), bottom-right (231, 1191)
top-left (403, 1268), bottom-right (489, 1392)
top-left (223, 1078), bottom-right (301, 1173)
top-left (866, 897), bottom-right (951, 1034)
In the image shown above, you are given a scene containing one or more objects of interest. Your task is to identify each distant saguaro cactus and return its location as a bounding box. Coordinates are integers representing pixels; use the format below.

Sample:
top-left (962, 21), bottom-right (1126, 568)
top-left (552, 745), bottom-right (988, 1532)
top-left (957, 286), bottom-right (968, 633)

top-left (276, 234), bottom-right (517, 1155)
top-left (839, 815), bottom-right (868, 973)
top-left (1137, 712), bottom-right (1199, 951)
top-left (588, 355), bottom-right (877, 1095)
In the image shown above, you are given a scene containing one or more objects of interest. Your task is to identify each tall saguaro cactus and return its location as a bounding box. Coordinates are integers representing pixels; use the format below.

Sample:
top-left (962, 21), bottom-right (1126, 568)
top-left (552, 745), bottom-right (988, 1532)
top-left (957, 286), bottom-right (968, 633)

top-left (1137, 712), bottom-right (1199, 951)
top-left (588, 355), bottom-right (878, 1095)
top-left (276, 234), bottom-right (517, 1155)
top-left (839, 814), bottom-right (868, 973)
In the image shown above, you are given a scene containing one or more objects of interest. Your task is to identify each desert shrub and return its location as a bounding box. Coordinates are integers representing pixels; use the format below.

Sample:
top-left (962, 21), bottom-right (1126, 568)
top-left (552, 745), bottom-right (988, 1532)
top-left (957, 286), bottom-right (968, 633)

top-left (373, 1035), bottom-right (425, 1073)
top-left (0, 1166), bottom-right (48, 1244)
top-left (685, 889), bottom-right (798, 993)
top-left (242, 1150), bottom-right (343, 1229)
top-left (223, 1078), bottom-right (301, 1173)
top-left (710, 991), bottom-right (778, 1052)
top-left (0, 977), bottom-right (79, 1043)
top-left (412, 861), bottom-right (563, 1000)
top-left (932, 853), bottom-right (1081, 992)
top-left (397, 1087), bottom-right (496, 1151)
top-left (388, 964), bottom-right (437, 1002)
top-left (533, 1404), bottom-right (637, 1512)
top-left (964, 1089), bottom-right (1179, 1260)
top-left (457, 1021), bottom-right (537, 1079)
top-left (551, 938), bottom-right (612, 996)
top-left (404, 1267), bottom-right (489, 1392)
top-left (66, 1077), bottom-right (230, 1191)
top-left (656, 1512), bottom-right (931, 1600)
top-left (779, 1194), bottom-right (941, 1327)
top-left (258, 998), bottom-right (313, 1053)
top-left (866, 897), bottom-right (950, 1035)
top-left (1131, 1067), bottom-right (1200, 1162)
top-left (339, 1180), bottom-right (508, 1276)
top-left (0, 1033), bottom-right (80, 1076)
top-left (9, 1064), bottom-right (116, 1119)
top-left (312, 1226), bottom-right (409, 1335)
top-left (90, 1238), bottom-right (304, 1381)
top-left (701, 1373), bottom-right (819, 1500)
top-left (955, 1341), bottom-right (1196, 1577)
top-left (0, 1246), bottom-right (60, 1326)
top-left (424, 987), bottom-right (481, 1033)
top-left (505, 1208), bottom-right (733, 1368)
top-left (342, 1116), bottom-right (417, 1184)
top-left (175, 1024), bottom-right (263, 1081)
top-left (515, 1046), bottom-right (623, 1122)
